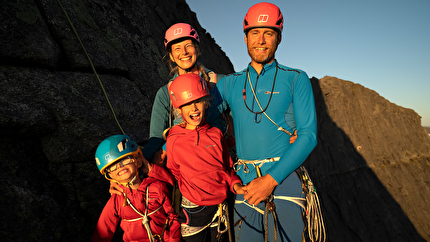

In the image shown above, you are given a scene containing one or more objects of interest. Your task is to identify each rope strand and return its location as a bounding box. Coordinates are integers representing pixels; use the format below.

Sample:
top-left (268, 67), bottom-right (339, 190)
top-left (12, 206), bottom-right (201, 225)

top-left (56, 0), bottom-right (125, 135)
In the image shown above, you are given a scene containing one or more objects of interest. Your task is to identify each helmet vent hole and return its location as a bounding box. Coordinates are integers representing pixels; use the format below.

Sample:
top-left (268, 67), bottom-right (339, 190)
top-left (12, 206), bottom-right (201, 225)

top-left (117, 138), bottom-right (128, 152)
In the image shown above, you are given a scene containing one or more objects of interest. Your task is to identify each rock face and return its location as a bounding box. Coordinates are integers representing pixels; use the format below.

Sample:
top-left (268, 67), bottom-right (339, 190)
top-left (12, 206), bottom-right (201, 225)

top-left (1, 1), bottom-right (429, 242)
top-left (307, 76), bottom-right (430, 242)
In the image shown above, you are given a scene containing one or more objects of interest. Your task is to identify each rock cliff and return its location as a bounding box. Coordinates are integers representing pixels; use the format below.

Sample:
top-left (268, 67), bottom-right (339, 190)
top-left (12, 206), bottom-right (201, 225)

top-left (1, 0), bottom-right (429, 241)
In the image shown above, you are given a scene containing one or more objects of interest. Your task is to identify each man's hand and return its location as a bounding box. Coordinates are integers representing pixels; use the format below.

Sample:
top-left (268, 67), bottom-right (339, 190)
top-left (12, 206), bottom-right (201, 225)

top-left (109, 181), bottom-right (123, 196)
top-left (244, 174), bottom-right (278, 205)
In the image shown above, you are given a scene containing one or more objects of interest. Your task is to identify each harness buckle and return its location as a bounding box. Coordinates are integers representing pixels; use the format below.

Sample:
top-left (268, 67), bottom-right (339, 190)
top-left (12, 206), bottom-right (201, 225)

top-left (266, 195), bottom-right (276, 213)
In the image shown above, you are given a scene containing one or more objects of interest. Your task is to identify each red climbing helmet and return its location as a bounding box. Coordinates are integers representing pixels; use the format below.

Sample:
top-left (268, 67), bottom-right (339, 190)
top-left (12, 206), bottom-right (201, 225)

top-left (243, 2), bottom-right (283, 33)
top-left (168, 73), bottom-right (209, 109)
top-left (164, 23), bottom-right (200, 51)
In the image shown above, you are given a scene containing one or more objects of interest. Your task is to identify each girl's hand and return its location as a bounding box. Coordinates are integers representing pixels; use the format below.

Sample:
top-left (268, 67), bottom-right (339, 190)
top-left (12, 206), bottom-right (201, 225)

top-left (233, 183), bottom-right (246, 194)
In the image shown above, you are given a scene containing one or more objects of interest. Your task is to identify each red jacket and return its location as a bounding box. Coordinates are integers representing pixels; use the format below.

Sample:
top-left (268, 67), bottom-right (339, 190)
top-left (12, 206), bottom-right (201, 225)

top-left (92, 176), bottom-right (180, 242)
top-left (166, 123), bottom-right (242, 206)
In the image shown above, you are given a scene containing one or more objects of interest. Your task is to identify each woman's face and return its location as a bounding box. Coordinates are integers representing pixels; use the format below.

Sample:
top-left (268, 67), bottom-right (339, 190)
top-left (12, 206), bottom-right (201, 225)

top-left (169, 39), bottom-right (199, 75)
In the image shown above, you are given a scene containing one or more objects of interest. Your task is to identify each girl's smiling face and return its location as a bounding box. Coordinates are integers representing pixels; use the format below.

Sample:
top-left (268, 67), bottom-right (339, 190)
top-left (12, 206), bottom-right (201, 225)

top-left (107, 156), bottom-right (138, 183)
top-left (179, 98), bottom-right (207, 130)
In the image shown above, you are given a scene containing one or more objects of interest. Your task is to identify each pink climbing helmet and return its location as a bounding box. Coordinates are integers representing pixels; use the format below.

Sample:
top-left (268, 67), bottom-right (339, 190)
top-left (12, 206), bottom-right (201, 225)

top-left (243, 2), bottom-right (284, 33)
top-left (164, 23), bottom-right (200, 51)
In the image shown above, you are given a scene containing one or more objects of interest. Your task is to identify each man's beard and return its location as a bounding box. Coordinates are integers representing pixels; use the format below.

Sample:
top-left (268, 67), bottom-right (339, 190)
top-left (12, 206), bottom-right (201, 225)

top-left (247, 46), bottom-right (277, 65)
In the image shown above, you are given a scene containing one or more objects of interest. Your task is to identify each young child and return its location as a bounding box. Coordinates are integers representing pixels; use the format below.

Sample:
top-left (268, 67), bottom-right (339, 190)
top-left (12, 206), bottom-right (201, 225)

top-left (164, 73), bottom-right (246, 242)
top-left (92, 134), bottom-right (180, 242)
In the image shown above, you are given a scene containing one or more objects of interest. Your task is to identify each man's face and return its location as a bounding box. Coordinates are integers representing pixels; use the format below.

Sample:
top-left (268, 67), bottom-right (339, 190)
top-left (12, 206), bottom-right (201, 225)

top-left (245, 28), bottom-right (281, 66)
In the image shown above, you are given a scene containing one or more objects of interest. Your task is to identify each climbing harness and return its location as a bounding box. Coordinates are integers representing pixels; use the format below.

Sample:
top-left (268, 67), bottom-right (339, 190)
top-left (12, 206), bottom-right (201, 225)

top-left (56, 0), bottom-right (125, 135)
top-left (234, 157), bottom-right (281, 241)
top-left (234, 158), bottom-right (326, 242)
top-left (123, 186), bottom-right (168, 242)
top-left (233, 157), bottom-right (280, 174)
top-left (254, 158), bottom-right (278, 242)
top-left (180, 197), bottom-right (216, 237)
top-left (244, 66), bottom-right (293, 136)
top-left (180, 197), bottom-right (232, 242)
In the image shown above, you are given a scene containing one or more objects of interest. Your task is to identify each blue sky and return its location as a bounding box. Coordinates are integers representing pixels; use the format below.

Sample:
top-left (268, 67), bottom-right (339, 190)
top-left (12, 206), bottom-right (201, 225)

top-left (186, 0), bottom-right (430, 127)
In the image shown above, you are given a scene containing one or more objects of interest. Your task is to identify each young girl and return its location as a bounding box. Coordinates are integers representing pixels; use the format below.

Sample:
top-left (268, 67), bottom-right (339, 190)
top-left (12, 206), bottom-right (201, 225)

top-left (92, 135), bottom-right (180, 242)
top-left (164, 73), bottom-right (245, 242)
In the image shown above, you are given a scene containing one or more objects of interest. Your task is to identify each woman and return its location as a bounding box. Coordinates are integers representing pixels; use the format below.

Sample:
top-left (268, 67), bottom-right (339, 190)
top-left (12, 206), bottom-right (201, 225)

top-left (141, 23), bottom-right (229, 166)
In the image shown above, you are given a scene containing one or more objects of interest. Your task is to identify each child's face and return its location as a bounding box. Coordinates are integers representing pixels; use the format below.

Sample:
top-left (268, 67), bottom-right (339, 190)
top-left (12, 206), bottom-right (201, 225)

top-left (106, 156), bottom-right (138, 183)
top-left (179, 99), bottom-right (207, 129)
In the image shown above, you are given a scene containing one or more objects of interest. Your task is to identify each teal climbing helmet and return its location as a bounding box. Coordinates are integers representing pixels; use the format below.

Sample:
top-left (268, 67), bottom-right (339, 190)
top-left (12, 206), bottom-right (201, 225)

top-left (95, 134), bottom-right (141, 175)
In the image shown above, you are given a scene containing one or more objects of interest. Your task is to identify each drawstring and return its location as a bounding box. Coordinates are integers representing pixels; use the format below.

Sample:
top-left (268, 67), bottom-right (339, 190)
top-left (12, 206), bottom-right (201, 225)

top-left (120, 175), bottom-right (137, 207)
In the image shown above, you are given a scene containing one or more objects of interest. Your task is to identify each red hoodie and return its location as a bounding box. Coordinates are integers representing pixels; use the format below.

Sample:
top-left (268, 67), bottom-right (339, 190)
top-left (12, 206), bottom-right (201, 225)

top-left (92, 176), bottom-right (180, 242)
top-left (165, 123), bottom-right (242, 206)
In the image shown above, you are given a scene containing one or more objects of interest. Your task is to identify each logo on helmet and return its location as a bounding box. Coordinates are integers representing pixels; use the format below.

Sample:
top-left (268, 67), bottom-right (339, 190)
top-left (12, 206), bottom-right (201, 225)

top-left (186, 93), bottom-right (193, 99)
top-left (257, 14), bottom-right (269, 23)
top-left (173, 28), bottom-right (183, 36)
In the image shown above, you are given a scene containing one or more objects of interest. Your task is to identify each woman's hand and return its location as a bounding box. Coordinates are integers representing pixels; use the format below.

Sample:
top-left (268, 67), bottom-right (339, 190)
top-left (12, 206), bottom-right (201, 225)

top-left (109, 180), bottom-right (123, 196)
top-left (151, 149), bottom-right (167, 167)
top-left (290, 130), bottom-right (298, 144)
top-left (140, 156), bottom-right (152, 174)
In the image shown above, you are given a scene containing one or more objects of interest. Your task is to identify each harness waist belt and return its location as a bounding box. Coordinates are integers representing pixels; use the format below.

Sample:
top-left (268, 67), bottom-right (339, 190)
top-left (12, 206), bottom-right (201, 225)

top-left (234, 157), bottom-right (280, 173)
top-left (237, 157), bottom-right (280, 164)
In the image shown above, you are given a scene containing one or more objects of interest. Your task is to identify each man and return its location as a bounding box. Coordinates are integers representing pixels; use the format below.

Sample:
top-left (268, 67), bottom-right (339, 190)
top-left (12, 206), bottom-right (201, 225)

top-left (213, 2), bottom-right (317, 241)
